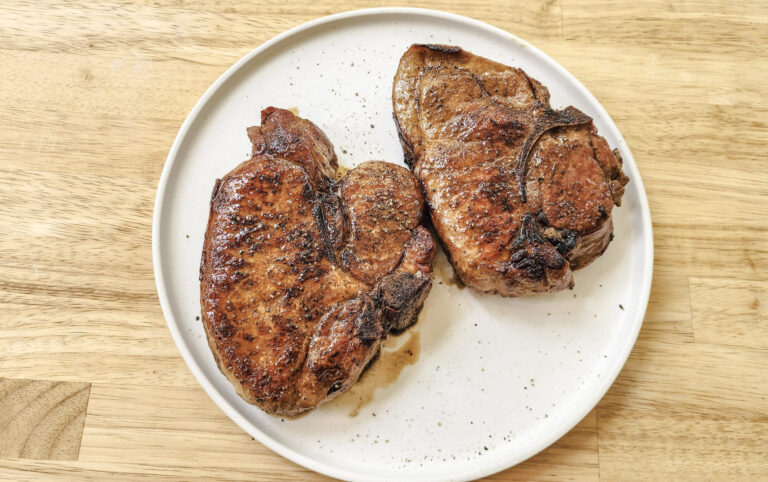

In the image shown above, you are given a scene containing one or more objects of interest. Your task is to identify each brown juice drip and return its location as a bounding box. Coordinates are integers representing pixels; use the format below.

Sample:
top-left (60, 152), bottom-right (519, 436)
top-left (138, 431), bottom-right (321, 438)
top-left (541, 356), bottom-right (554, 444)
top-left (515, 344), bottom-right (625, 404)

top-left (325, 329), bottom-right (421, 417)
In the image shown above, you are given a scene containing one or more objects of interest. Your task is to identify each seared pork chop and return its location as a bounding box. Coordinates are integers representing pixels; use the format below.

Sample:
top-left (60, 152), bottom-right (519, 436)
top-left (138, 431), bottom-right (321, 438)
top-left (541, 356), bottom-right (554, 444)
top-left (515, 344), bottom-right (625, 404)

top-left (200, 107), bottom-right (435, 416)
top-left (393, 44), bottom-right (629, 296)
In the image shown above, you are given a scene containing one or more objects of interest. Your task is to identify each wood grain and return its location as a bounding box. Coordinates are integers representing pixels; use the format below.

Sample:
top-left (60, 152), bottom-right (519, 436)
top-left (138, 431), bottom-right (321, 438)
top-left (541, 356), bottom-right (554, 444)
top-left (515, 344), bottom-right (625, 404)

top-left (0, 0), bottom-right (766, 479)
top-left (690, 278), bottom-right (767, 348)
top-left (0, 379), bottom-right (90, 460)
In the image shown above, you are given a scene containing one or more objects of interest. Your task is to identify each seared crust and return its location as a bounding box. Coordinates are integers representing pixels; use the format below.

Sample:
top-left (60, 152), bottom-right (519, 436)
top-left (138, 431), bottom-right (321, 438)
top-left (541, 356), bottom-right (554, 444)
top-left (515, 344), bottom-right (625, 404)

top-left (392, 44), bottom-right (629, 296)
top-left (339, 161), bottom-right (425, 285)
top-left (200, 108), bottom-right (435, 415)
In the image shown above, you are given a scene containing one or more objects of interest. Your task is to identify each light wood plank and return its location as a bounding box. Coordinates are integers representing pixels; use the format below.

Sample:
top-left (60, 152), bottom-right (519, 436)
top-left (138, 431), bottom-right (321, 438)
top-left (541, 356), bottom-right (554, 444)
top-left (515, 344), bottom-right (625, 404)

top-left (597, 338), bottom-right (768, 478)
top-left (598, 408), bottom-right (768, 480)
top-left (0, 459), bottom-right (323, 481)
top-left (690, 277), bottom-right (768, 349)
top-left (600, 336), bottom-right (768, 417)
top-left (75, 383), bottom-right (597, 481)
top-left (0, 378), bottom-right (91, 460)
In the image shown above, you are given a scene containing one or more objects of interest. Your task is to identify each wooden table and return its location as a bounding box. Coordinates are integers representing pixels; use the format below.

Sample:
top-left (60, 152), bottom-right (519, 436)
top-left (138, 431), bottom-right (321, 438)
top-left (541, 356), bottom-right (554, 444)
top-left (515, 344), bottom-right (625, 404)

top-left (1, 1), bottom-right (766, 479)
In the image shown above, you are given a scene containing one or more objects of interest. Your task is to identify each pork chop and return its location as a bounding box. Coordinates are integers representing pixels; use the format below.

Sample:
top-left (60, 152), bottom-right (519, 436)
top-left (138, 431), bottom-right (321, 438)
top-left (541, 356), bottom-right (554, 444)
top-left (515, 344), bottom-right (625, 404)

top-left (200, 107), bottom-right (435, 416)
top-left (393, 44), bottom-right (629, 296)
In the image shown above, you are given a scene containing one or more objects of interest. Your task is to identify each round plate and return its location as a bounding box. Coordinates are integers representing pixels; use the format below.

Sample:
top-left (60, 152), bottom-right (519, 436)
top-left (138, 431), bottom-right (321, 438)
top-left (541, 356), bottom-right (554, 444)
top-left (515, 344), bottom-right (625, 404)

top-left (153, 8), bottom-right (653, 481)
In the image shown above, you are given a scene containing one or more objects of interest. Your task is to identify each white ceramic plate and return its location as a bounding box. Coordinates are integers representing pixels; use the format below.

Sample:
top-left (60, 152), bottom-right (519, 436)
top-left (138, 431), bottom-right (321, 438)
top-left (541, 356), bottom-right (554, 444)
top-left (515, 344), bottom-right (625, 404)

top-left (153, 8), bottom-right (653, 481)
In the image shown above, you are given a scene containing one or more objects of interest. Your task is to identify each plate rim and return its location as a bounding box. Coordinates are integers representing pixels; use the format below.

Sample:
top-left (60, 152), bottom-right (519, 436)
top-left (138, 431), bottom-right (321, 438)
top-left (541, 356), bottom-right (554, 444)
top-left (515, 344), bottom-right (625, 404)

top-left (152, 7), bottom-right (654, 481)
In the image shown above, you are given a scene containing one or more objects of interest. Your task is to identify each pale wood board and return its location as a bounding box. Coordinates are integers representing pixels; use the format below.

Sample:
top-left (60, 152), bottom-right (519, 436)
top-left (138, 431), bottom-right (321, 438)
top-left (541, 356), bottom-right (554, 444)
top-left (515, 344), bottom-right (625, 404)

top-left (0, 0), bottom-right (766, 479)
top-left (0, 379), bottom-right (91, 461)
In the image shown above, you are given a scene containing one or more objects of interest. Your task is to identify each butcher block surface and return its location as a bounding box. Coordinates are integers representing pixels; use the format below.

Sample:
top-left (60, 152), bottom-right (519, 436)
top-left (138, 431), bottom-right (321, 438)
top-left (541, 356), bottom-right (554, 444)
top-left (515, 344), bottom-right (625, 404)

top-left (0, 0), bottom-right (766, 479)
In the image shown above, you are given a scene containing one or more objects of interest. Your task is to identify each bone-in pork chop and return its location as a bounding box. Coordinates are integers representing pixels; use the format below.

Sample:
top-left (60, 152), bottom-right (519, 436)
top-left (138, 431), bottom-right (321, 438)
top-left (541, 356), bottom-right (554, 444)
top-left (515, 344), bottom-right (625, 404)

top-left (393, 44), bottom-right (629, 296)
top-left (200, 107), bottom-right (435, 416)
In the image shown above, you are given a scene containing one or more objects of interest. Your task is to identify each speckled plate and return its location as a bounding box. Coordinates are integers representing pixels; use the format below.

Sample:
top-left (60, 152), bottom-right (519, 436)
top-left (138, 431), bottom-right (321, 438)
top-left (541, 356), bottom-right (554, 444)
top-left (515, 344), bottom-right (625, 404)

top-left (153, 8), bottom-right (653, 481)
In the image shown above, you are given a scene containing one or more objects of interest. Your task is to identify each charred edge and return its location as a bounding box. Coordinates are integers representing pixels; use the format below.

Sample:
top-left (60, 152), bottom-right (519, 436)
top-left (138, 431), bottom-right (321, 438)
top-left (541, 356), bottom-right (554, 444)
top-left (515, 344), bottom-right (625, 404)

top-left (356, 298), bottom-right (382, 345)
top-left (378, 271), bottom-right (431, 333)
top-left (393, 112), bottom-right (416, 168)
top-left (510, 214), bottom-right (566, 280)
top-left (415, 44), bottom-right (462, 54)
top-left (514, 106), bottom-right (592, 203)
top-left (539, 211), bottom-right (578, 256)
top-left (381, 272), bottom-right (418, 309)
top-left (370, 227), bottom-right (433, 331)
top-left (545, 228), bottom-right (578, 256)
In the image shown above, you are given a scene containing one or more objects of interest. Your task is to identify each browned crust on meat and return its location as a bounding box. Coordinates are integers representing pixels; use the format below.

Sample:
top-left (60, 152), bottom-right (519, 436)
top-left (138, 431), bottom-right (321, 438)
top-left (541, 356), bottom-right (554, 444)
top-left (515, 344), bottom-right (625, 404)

top-left (200, 108), bottom-right (435, 415)
top-left (392, 44), bottom-right (629, 296)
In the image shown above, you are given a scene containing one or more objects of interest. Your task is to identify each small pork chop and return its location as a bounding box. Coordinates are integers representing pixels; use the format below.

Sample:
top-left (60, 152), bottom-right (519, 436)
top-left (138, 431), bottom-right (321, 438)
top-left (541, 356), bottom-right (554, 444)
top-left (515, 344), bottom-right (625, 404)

top-left (200, 107), bottom-right (435, 416)
top-left (393, 44), bottom-right (629, 297)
